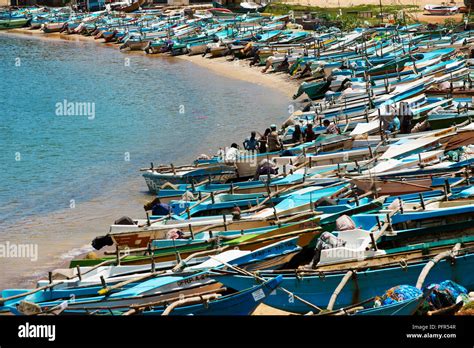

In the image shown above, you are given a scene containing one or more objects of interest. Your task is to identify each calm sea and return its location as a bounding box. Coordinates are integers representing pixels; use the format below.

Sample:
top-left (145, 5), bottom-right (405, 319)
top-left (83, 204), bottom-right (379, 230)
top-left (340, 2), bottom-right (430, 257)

top-left (0, 33), bottom-right (290, 288)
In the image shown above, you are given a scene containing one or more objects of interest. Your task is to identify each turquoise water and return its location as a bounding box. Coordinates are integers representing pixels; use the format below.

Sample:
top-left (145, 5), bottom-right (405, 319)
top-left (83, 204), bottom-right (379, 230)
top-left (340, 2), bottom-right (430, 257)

top-left (0, 33), bottom-right (289, 224)
top-left (0, 33), bottom-right (290, 287)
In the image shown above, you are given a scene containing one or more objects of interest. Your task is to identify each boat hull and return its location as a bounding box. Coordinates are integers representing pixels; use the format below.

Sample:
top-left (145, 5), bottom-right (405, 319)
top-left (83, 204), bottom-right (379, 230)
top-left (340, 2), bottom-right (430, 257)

top-left (216, 253), bottom-right (474, 313)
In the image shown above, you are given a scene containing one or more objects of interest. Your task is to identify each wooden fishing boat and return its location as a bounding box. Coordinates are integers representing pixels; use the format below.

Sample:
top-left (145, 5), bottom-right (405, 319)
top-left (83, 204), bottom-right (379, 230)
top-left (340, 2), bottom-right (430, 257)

top-left (104, 209), bottom-right (319, 250)
top-left (138, 276), bottom-right (281, 316)
top-left (0, 17), bottom-right (30, 30)
top-left (352, 177), bottom-right (435, 195)
top-left (74, 223), bottom-right (321, 267)
top-left (214, 250), bottom-right (474, 313)
top-left (41, 22), bottom-right (65, 33)
top-left (1, 238), bottom-right (296, 312)
top-left (114, 0), bottom-right (145, 13)
top-left (17, 276), bottom-right (282, 316)
top-left (424, 4), bottom-right (459, 15)
top-left (142, 164), bottom-right (237, 194)
top-left (155, 174), bottom-right (306, 204)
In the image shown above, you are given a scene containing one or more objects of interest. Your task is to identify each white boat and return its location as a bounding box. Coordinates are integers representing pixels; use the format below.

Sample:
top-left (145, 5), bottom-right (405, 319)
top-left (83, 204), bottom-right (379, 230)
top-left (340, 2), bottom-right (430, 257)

top-left (424, 4), bottom-right (459, 15)
top-left (240, 1), bottom-right (266, 10)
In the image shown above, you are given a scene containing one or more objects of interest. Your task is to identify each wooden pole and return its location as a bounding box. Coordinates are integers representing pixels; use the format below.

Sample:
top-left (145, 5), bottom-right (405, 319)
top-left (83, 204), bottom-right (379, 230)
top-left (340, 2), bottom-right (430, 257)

top-left (209, 256), bottom-right (322, 313)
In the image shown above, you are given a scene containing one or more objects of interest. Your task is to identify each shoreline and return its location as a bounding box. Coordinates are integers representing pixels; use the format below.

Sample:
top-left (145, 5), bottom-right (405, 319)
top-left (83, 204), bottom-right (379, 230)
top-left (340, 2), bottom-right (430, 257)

top-left (2, 28), bottom-right (299, 98)
top-left (177, 54), bottom-right (299, 98)
top-left (0, 28), bottom-right (295, 292)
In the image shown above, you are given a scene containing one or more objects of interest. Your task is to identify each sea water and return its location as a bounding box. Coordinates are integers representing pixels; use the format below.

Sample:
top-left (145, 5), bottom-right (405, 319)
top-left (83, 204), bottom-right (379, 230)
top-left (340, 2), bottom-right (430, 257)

top-left (0, 33), bottom-right (290, 288)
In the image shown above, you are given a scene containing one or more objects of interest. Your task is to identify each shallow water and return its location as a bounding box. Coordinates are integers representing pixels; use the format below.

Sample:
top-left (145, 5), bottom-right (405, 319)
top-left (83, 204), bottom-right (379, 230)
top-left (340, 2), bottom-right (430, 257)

top-left (0, 33), bottom-right (290, 289)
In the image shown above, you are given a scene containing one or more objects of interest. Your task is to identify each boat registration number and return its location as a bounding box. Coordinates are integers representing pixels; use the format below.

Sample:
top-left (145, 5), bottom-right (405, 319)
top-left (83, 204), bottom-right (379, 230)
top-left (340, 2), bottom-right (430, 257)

top-left (252, 288), bottom-right (265, 302)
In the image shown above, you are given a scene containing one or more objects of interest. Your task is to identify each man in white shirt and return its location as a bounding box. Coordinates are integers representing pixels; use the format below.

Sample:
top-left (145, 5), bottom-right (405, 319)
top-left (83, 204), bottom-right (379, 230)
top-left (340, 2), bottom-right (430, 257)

top-left (225, 143), bottom-right (240, 163)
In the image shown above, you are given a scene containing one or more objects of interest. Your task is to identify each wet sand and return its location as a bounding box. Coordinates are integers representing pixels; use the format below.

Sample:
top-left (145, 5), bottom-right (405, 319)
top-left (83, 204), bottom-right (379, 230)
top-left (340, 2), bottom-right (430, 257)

top-left (179, 55), bottom-right (300, 98)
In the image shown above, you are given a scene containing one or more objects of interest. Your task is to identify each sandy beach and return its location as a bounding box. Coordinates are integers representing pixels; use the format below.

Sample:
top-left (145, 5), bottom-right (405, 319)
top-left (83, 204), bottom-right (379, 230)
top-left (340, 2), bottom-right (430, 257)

top-left (0, 28), bottom-right (297, 315)
top-left (179, 54), bottom-right (300, 98)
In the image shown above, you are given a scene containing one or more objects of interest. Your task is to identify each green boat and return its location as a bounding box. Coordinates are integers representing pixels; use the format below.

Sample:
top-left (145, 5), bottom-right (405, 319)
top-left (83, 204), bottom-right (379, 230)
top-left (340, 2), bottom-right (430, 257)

top-left (293, 80), bottom-right (330, 100)
top-left (0, 18), bottom-right (30, 30)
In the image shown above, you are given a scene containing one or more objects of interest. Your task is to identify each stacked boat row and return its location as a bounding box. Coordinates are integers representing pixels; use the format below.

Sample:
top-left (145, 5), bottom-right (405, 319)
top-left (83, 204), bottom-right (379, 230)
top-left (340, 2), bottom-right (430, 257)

top-left (1, 6), bottom-right (474, 316)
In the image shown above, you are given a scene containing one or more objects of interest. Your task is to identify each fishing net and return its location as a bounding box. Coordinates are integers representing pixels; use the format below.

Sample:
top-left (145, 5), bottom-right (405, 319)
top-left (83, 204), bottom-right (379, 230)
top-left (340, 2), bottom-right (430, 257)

top-left (422, 280), bottom-right (469, 311)
top-left (375, 285), bottom-right (422, 307)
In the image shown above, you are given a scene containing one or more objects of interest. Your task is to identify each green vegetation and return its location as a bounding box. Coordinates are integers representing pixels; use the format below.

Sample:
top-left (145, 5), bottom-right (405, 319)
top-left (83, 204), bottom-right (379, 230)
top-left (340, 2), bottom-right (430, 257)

top-left (265, 2), bottom-right (420, 29)
top-left (265, 2), bottom-right (419, 16)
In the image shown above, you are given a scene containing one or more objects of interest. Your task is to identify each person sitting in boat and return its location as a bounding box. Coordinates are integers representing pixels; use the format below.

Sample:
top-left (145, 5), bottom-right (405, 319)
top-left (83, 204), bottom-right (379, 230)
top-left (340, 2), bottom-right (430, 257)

top-left (166, 228), bottom-right (185, 240)
top-left (398, 101), bottom-right (413, 134)
top-left (304, 123), bottom-right (317, 142)
top-left (323, 119), bottom-right (340, 135)
top-left (379, 103), bottom-right (397, 133)
top-left (224, 143), bottom-right (240, 163)
top-left (411, 119), bottom-right (431, 133)
top-left (243, 131), bottom-right (259, 152)
top-left (305, 215), bottom-right (357, 268)
top-left (267, 124), bottom-right (283, 152)
top-left (254, 159), bottom-right (278, 180)
top-left (231, 206), bottom-right (241, 221)
top-left (291, 124), bottom-right (304, 144)
top-left (257, 128), bottom-right (271, 153)
top-left (341, 81), bottom-right (356, 95)
top-left (387, 116), bottom-right (400, 134)
top-left (297, 61), bottom-right (313, 79)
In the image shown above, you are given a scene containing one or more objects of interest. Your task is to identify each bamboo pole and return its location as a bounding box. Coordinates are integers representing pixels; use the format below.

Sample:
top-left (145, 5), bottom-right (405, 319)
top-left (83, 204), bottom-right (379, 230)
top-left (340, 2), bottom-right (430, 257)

top-left (208, 256), bottom-right (322, 313)
top-left (416, 243), bottom-right (461, 289)
top-left (123, 287), bottom-right (228, 315)
top-left (161, 294), bottom-right (220, 316)
top-left (0, 281), bottom-right (65, 306)
top-left (327, 270), bottom-right (354, 311)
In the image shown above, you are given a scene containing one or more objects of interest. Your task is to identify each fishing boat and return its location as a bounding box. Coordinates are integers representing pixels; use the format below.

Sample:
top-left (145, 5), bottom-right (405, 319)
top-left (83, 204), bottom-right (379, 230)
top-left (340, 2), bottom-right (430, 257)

top-left (0, 17), bottom-right (30, 30)
top-left (214, 250), bottom-right (474, 313)
top-left (75, 222), bottom-right (321, 266)
top-left (1, 239), bottom-right (295, 312)
top-left (41, 22), bottom-right (66, 33)
top-left (138, 275), bottom-right (281, 316)
top-left (8, 11), bottom-right (474, 318)
top-left (113, 0), bottom-right (146, 13)
top-left (424, 4), bottom-right (459, 15)
top-left (142, 164), bottom-right (237, 193)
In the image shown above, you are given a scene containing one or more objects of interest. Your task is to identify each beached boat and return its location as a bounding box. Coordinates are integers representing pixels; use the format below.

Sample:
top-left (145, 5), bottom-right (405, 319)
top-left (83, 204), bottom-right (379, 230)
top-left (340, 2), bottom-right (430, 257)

top-left (113, 0), bottom-right (146, 13)
top-left (0, 17), bottom-right (30, 30)
top-left (424, 4), bottom-right (459, 15)
top-left (214, 251), bottom-right (474, 313)
top-left (142, 164), bottom-right (237, 193)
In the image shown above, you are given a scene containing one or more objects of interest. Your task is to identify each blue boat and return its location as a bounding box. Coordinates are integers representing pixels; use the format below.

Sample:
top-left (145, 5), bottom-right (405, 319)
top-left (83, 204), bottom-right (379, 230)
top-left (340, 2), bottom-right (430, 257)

top-left (139, 276), bottom-right (282, 316)
top-left (213, 252), bottom-right (474, 313)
